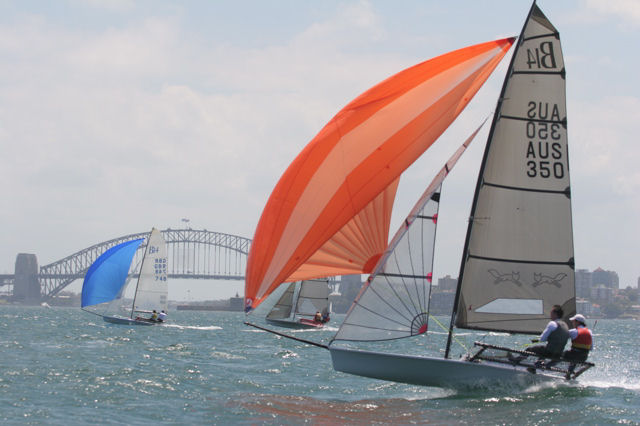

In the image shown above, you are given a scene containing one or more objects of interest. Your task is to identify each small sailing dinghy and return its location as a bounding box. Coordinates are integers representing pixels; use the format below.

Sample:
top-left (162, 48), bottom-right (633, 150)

top-left (246, 1), bottom-right (595, 389)
top-left (81, 228), bottom-right (169, 326)
top-left (330, 2), bottom-right (594, 388)
top-left (266, 280), bottom-right (330, 329)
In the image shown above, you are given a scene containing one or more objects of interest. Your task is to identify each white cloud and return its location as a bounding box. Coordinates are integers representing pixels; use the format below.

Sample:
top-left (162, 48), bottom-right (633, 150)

top-left (0, 0), bottom-right (638, 293)
top-left (584, 0), bottom-right (640, 26)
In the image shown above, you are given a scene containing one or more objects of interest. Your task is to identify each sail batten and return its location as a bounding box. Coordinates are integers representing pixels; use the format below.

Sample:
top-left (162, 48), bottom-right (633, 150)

top-left (468, 254), bottom-right (573, 266)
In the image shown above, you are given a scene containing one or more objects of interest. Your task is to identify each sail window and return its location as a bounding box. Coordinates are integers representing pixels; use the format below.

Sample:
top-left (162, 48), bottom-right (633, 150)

top-left (474, 298), bottom-right (543, 315)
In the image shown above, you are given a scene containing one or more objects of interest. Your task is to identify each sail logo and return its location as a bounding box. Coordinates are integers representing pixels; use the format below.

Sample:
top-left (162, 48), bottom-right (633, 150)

top-left (532, 273), bottom-right (566, 288)
top-left (487, 269), bottom-right (566, 288)
top-left (149, 246), bottom-right (159, 254)
top-left (488, 269), bottom-right (523, 287)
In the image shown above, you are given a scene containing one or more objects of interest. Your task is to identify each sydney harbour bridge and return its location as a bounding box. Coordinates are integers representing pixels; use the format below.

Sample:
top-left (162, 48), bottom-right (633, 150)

top-left (0, 228), bottom-right (251, 304)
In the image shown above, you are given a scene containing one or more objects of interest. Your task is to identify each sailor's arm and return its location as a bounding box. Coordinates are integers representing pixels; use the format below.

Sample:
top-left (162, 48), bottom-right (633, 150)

top-left (539, 321), bottom-right (558, 342)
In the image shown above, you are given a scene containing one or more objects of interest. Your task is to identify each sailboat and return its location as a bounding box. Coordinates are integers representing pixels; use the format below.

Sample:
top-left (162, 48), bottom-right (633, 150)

top-left (246, 2), bottom-right (595, 388)
top-left (330, 2), bottom-right (595, 387)
top-left (81, 228), bottom-right (169, 326)
top-left (266, 279), bottom-right (330, 329)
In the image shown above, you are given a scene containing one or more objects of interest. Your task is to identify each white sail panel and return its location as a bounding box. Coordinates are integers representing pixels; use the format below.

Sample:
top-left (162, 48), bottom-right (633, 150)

top-left (296, 280), bottom-right (329, 316)
top-left (132, 228), bottom-right (168, 313)
top-left (468, 189), bottom-right (572, 261)
top-left (266, 282), bottom-right (296, 320)
top-left (455, 4), bottom-right (575, 334)
top-left (334, 124), bottom-right (484, 342)
top-left (334, 195), bottom-right (438, 341)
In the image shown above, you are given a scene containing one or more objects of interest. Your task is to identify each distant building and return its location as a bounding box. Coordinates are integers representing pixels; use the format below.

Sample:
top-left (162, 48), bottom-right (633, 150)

top-left (13, 253), bottom-right (40, 304)
top-left (437, 275), bottom-right (457, 292)
top-left (229, 293), bottom-right (244, 311)
top-left (430, 291), bottom-right (455, 315)
top-left (576, 298), bottom-right (594, 317)
top-left (592, 267), bottom-right (619, 289)
top-left (575, 269), bottom-right (593, 299)
top-left (591, 285), bottom-right (613, 302)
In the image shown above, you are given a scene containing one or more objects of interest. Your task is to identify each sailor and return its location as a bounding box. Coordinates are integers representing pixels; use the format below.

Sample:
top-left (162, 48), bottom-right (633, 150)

top-left (150, 310), bottom-right (158, 322)
top-left (528, 304), bottom-right (570, 358)
top-left (158, 310), bottom-right (168, 323)
top-left (321, 308), bottom-right (330, 323)
top-left (563, 314), bottom-right (592, 362)
top-left (314, 311), bottom-right (323, 322)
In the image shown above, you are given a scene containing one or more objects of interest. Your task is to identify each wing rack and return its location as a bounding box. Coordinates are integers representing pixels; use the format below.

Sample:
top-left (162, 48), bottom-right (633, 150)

top-left (468, 342), bottom-right (595, 380)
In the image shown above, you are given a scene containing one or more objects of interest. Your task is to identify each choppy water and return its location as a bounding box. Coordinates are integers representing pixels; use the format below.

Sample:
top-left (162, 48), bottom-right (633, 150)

top-left (1, 306), bottom-right (638, 424)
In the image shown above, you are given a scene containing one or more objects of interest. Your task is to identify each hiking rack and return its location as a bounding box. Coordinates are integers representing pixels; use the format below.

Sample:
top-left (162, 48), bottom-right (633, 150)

top-left (468, 342), bottom-right (595, 380)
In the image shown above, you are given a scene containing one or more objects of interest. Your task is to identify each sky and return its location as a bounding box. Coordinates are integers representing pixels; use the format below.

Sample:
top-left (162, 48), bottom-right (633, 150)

top-left (1, 0), bottom-right (638, 301)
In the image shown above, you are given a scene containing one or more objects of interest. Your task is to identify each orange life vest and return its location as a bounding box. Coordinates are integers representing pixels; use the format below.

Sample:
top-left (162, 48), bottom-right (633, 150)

top-left (571, 326), bottom-right (592, 350)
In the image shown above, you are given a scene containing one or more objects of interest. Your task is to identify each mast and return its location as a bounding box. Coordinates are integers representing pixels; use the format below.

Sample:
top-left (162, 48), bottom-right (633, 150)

top-left (130, 229), bottom-right (152, 319)
top-left (445, 2), bottom-right (538, 359)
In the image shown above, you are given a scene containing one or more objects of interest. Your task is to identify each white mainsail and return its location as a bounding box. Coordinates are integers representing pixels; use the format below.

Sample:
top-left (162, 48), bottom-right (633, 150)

top-left (266, 282), bottom-right (296, 320)
top-left (132, 228), bottom-right (168, 315)
top-left (296, 281), bottom-right (329, 317)
top-left (266, 279), bottom-right (329, 323)
top-left (453, 3), bottom-right (575, 335)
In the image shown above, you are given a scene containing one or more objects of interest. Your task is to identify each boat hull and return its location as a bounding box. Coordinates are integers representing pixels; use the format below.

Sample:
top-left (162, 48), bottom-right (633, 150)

top-left (329, 346), bottom-right (557, 389)
top-left (266, 318), bottom-right (323, 329)
top-left (103, 315), bottom-right (156, 326)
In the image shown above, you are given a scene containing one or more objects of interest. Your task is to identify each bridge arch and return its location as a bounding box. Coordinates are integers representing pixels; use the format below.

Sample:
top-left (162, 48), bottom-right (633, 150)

top-left (39, 229), bottom-right (251, 300)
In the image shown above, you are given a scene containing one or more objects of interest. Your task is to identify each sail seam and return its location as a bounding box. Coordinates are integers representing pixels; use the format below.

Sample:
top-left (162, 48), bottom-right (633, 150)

top-left (483, 181), bottom-right (569, 195)
top-left (379, 273), bottom-right (429, 280)
top-left (500, 114), bottom-right (565, 125)
top-left (468, 254), bottom-right (572, 266)
top-left (512, 70), bottom-right (564, 76)
top-left (522, 32), bottom-right (558, 42)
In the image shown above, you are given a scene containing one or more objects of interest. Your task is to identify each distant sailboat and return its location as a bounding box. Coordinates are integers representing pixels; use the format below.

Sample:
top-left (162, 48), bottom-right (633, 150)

top-left (82, 228), bottom-right (168, 326)
top-left (266, 280), bottom-right (330, 329)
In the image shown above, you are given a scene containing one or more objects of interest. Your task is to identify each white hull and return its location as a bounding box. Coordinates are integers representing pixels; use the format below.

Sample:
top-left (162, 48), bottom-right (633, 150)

top-left (103, 315), bottom-right (156, 326)
top-left (329, 346), bottom-right (559, 390)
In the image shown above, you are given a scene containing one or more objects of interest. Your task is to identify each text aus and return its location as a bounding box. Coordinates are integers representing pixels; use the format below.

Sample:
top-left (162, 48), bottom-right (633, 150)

top-left (525, 101), bottom-right (565, 179)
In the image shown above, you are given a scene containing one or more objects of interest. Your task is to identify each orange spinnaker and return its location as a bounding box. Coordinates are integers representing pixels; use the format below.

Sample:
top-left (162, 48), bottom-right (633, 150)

top-left (246, 37), bottom-right (515, 309)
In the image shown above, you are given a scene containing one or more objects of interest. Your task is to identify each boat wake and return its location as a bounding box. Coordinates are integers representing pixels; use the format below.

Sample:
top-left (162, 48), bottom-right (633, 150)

top-left (162, 324), bottom-right (222, 331)
top-left (581, 379), bottom-right (640, 391)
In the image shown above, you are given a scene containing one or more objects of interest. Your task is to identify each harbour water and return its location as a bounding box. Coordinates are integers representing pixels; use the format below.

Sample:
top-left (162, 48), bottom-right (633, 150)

top-left (1, 306), bottom-right (638, 424)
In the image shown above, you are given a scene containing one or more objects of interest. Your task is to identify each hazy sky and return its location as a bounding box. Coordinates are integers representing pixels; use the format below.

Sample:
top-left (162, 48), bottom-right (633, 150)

top-left (1, 0), bottom-right (638, 300)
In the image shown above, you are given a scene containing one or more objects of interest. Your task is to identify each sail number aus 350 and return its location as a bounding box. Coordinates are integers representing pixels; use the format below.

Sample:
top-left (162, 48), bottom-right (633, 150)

top-left (525, 102), bottom-right (565, 179)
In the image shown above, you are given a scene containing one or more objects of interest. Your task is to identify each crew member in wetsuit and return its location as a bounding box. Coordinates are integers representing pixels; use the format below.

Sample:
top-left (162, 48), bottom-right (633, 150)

top-left (563, 314), bottom-right (592, 362)
top-left (528, 304), bottom-right (570, 358)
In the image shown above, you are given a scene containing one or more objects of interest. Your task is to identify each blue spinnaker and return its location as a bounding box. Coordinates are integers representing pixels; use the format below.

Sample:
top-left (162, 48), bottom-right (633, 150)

top-left (81, 239), bottom-right (144, 308)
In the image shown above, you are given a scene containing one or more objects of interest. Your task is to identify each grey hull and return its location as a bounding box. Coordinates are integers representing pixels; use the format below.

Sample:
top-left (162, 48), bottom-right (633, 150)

top-left (329, 346), bottom-right (558, 390)
top-left (266, 318), bottom-right (322, 330)
top-left (103, 315), bottom-right (156, 326)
